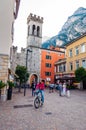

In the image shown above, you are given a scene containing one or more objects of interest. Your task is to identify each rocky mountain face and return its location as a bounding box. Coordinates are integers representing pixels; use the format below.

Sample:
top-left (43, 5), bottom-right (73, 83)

top-left (42, 7), bottom-right (86, 48)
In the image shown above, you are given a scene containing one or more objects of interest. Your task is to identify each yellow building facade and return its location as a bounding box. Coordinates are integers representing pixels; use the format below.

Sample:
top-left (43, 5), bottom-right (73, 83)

top-left (65, 33), bottom-right (86, 74)
top-left (54, 33), bottom-right (86, 89)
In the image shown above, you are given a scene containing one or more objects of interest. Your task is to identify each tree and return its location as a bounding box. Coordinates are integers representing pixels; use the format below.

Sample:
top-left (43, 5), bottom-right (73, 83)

top-left (15, 65), bottom-right (29, 92)
top-left (75, 67), bottom-right (86, 82)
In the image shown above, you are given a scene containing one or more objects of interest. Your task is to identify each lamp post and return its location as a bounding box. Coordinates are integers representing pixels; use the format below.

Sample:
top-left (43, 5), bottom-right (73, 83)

top-left (24, 48), bottom-right (32, 96)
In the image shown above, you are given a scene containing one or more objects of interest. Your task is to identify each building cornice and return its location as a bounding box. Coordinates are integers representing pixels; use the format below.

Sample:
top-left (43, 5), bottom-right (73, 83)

top-left (64, 32), bottom-right (86, 47)
top-left (27, 45), bottom-right (65, 53)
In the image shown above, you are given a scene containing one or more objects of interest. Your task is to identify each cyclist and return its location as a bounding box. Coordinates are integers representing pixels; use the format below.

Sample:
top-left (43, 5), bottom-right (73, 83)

top-left (39, 80), bottom-right (45, 104)
top-left (35, 80), bottom-right (45, 104)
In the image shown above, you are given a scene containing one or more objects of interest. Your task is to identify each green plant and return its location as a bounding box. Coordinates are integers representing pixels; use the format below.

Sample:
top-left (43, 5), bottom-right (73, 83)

top-left (66, 85), bottom-right (76, 90)
top-left (15, 65), bottom-right (29, 83)
top-left (7, 80), bottom-right (15, 87)
top-left (0, 80), bottom-right (6, 89)
top-left (15, 65), bottom-right (29, 92)
top-left (75, 67), bottom-right (86, 82)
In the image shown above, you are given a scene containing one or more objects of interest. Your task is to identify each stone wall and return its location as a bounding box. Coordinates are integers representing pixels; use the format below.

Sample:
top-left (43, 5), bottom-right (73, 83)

top-left (0, 54), bottom-right (9, 82)
top-left (0, 54), bottom-right (9, 101)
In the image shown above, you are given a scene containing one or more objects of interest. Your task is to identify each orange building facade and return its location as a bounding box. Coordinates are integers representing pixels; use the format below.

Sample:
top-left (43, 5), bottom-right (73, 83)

top-left (40, 47), bottom-right (65, 83)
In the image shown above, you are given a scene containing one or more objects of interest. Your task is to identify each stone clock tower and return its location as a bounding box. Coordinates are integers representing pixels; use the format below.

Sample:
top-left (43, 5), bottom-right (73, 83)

top-left (26, 13), bottom-right (43, 83)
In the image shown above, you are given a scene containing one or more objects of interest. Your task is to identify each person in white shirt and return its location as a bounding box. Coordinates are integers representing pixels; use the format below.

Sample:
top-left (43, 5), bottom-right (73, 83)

top-left (62, 82), bottom-right (66, 96)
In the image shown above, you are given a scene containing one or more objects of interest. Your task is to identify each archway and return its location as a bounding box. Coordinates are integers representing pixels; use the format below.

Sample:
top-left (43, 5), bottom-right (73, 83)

top-left (29, 73), bottom-right (38, 87)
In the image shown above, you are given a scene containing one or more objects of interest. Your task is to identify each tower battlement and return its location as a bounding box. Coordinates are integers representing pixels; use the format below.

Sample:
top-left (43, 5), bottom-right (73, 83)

top-left (27, 13), bottom-right (43, 23)
top-left (12, 46), bottom-right (17, 52)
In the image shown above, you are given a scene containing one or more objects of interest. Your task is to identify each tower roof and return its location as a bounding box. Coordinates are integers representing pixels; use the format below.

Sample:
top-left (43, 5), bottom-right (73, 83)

top-left (27, 13), bottom-right (43, 24)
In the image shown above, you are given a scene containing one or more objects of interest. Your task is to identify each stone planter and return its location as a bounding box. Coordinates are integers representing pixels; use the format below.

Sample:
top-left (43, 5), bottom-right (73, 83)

top-left (0, 87), bottom-right (7, 101)
top-left (7, 81), bottom-right (14, 100)
top-left (7, 87), bottom-right (12, 100)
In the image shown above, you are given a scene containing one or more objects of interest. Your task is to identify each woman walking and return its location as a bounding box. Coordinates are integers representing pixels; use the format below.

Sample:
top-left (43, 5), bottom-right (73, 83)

top-left (62, 82), bottom-right (66, 96)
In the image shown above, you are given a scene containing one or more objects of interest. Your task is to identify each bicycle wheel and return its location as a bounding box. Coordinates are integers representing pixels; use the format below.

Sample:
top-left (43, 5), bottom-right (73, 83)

top-left (34, 97), bottom-right (40, 109)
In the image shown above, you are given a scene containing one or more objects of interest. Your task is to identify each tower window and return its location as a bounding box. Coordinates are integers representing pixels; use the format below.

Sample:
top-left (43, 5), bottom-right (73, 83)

top-left (37, 26), bottom-right (40, 36)
top-left (32, 25), bottom-right (35, 35)
top-left (28, 26), bottom-right (30, 36)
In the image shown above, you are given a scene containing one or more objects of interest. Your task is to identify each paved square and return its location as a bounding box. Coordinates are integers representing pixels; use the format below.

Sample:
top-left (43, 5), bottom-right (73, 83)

top-left (0, 88), bottom-right (86, 130)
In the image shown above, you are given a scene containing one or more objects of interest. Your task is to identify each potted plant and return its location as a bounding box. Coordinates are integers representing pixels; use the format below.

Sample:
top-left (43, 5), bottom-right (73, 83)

top-left (7, 80), bottom-right (14, 100)
top-left (0, 80), bottom-right (6, 89)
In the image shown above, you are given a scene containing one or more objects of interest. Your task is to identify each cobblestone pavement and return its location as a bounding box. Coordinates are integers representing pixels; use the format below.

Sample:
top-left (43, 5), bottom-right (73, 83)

top-left (0, 88), bottom-right (86, 130)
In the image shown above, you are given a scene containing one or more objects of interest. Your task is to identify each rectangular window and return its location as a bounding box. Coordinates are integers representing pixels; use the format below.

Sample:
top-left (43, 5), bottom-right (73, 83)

top-left (46, 63), bottom-right (51, 67)
top-left (76, 60), bottom-right (79, 69)
top-left (63, 64), bottom-right (66, 72)
top-left (46, 55), bottom-right (51, 59)
top-left (59, 65), bottom-right (62, 72)
top-left (75, 46), bottom-right (79, 55)
top-left (82, 59), bottom-right (86, 68)
top-left (45, 72), bottom-right (51, 76)
top-left (69, 49), bottom-right (72, 57)
top-left (81, 43), bottom-right (85, 53)
top-left (59, 64), bottom-right (66, 72)
top-left (70, 62), bottom-right (73, 71)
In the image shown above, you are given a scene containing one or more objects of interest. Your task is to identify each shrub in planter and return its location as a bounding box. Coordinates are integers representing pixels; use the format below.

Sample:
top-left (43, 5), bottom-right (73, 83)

top-left (66, 85), bottom-right (76, 90)
top-left (0, 80), bottom-right (6, 89)
top-left (7, 80), bottom-right (15, 100)
top-left (7, 80), bottom-right (15, 88)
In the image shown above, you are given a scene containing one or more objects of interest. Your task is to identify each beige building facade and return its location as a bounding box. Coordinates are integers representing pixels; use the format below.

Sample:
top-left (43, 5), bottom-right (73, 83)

top-left (0, 0), bottom-right (20, 101)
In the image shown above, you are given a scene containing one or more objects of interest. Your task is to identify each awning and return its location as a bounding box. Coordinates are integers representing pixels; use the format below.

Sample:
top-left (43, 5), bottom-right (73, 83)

top-left (8, 68), bottom-right (19, 78)
top-left (56, 76), bottom-right (75, 80)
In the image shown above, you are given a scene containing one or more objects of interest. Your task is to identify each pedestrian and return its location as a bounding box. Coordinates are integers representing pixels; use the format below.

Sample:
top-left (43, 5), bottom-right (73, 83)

top-left (49, 83), bottom-right (54, 93)
top-left (54, 83), bottom-right (58, 91)
top-left (66, 89), bottom-right (70, 97)
top-left (58, 82), bottom-right (63, 96)
top-left (31, 81), bottom-right (36, 96)
top-left (66, 84), bottom-right (70, 97)
top-left (62, 82), bottom-right (66, 96)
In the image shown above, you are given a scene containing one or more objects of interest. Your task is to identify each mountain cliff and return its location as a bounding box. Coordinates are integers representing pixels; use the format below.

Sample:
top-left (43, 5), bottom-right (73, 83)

top-left (42, 7), bottom-right (86, 48)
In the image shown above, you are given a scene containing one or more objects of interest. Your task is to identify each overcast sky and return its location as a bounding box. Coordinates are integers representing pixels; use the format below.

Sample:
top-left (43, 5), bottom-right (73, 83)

top-left (13, 0), bottom-right (86, 51)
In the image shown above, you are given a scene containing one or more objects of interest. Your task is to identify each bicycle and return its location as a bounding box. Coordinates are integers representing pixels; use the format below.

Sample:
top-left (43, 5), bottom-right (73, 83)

top-left (34, 90), bottom-right (43, 109)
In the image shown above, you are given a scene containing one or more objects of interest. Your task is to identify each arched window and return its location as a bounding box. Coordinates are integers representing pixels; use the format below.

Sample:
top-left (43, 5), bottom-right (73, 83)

top-left (28, 26), bottom-right (30, 36)
top-left (37, 26), bottom-right (40, 36)
top-left (32, 25), bottom-right (35, 35)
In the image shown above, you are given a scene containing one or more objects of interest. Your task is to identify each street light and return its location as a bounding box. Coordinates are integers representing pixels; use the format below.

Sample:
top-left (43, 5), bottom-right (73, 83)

top-left (24, 48), bottom-right (32, 96)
